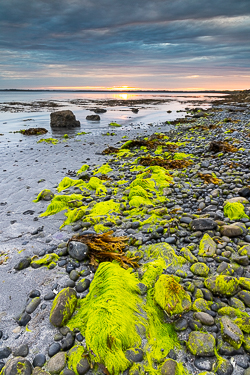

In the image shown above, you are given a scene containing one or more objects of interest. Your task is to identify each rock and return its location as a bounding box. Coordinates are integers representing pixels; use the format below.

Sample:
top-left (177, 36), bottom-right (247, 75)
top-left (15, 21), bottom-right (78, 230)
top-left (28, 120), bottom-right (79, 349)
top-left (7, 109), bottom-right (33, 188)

top-left (32, 369), bottom-right (50, 375)
top-left (77, 358), bottom-right (90, 375)
top-left (191, 219), bottom-right (217, 231)
top-left (93, 108), bottom-right (106, 113)
top-left (238, 290), bottom-right (250, 307)
top-left (50, 287), bottom-right (77, 327)
top-left (33, 354), bottom-right (46, 368)
top-left (47, 352), bottom-right (67, 374)
top-left (37, 189), bottom-right (54, 201)
top-left (220, 316), bottom-right (243, 349)
top-left (215, 358), bottom-right (233, 375)
top-left (194, 357), bottom-right (213, 371)
top-left (224, 196), bottom-right (249, 205)
top-left (75, 279), bottom-right (90, 293)
top-left (186, 332), bottom-right (215, 356)
top-left (239, 186), bottom-right (250, 198)
top-left (12, 344), bottom-right (29, 357)
top-left (61, 332), bottom-right (75, 351)
top-left (14, 257), bottom-right (31, 271)
top-left (16, 312), bottom-right (31, 326)
top-left (190, 262), bottom-right (210, 277)
top-left (29, 290), bottom-right (40, 298)
top-left (1, 357), bottom-right (32, 375)
top-left (60, 369), bottom-right (75, 375)
top-left (125, 348), bottom-right (144, 362)
top-left (180, 247), bottom-right (197, 263)
top-left (173, 318), bottom-right (188, 331)
top-left (48, 343), bottom-right (61, 357)
top-left (194, 312), bottom-right (214, 326)
top-left (221, 223), bottom-right (246, 237)
top-left (204, 275), bottom-right (239, 296)
top-left (0, 348), bottom-right (11, 360)
top-left (50, 110), bottom-right (80, 128)
top-left (26, 297), bottom-right (41, 314)
top-left (154, 275), bottom-right (191, 316)
top-left (198, 234), bottom-right (216, 257)
top-left (86, 115), bottom-right (100, 121)
top-left (67, 242), bottom-right (89, 261)
top-left (161, 359), bottom-right (177, 375)
top-left (239, 277), bottom-right (250, 290)
top-left (238, 244), bottom-right (250, 258)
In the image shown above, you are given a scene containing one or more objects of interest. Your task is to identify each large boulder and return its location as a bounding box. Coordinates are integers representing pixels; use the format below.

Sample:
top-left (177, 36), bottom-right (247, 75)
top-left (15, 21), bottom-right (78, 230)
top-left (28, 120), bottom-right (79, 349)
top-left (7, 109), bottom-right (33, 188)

top-left (50, 287), bottom-right (77, 327)
top-left (1, 357), bottom-right (32, 375)
top-left (50, 110), bottom-right (80, 128)
top-left (204, 275), bottom-right (239, 296)
top-left (190, 218), bottom-right (217, 231)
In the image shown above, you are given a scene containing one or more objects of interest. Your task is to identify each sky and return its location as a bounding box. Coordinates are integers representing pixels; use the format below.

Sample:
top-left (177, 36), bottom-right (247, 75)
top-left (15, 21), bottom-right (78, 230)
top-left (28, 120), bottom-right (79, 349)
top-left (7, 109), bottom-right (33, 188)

top-left (0, 0), bottom-right (250, 90)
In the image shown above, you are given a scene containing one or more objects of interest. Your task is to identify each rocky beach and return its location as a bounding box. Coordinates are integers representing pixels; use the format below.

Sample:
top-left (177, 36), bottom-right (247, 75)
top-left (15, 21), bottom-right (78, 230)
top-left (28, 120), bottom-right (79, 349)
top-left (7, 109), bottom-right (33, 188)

top-left (1, 90), bottom-right (250, 375)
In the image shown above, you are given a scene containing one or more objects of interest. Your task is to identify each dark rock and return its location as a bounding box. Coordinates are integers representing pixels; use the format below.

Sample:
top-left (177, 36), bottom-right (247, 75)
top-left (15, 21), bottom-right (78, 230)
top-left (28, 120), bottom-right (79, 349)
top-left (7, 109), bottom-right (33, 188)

top-left (50, 288), bottom-right (77, 327)
top-left (76, 333), bottom-right (84, 342)
top-left (93, 108), bottom-right (106, 114)
top-left (220, 316), bottom-right (243, 349)
top-left (50, 110), bottom-right (80, 128)
top-left (75, 279), bottom-right (90, 293)
top-left (86, 115), bottom-right (100, 121)
top-left (33, 354), bottom-right (46, 368)
top-left (137, 283), bottom-right (147, 296)
top-left (47, 352), bottom-right (66, 374)
top-left (161, 359), bottom-right (177, 375)
top-left (48, 343), bottom-right (61, 357)
top-left (68, 242), bottom-right (89, 261)
top-left (0, 348), bottom-right (11, 360)
top-left (29, 290), bottom-right (40, 298)
top-left (194, 357), bottom-right (213, 371)
top-left (238, 290), bottom-right (250, 307)
top-left (165, 237), bottom-right (176, 244)
top-left (12, 344), bottom-right (29, 357)
top-left (61, 332), bottom-right (75, 351)
top-left (174, 318), bottom-right (188, 331)
top-left (32, 368), bottom-right (50, 375)
top-left (187, 332), bottom-right (215, 356)
top-left (216, 358), bottom-right (233, 375)
top-left (44, 292), bottom-right (56, 300)
top-left (26, 297), bottom-right (41, 314)
top-left (77, 358), bottom-right (90, 375)
top-left (239, 187), bottom-right (250, 198)
top-left (191, 219), bottom-right (217, 231)
top-left (16, 312), bottom-right (31, 326)
top-left (125, 349), bottom-right (143, 363)
top-left (14, 257), bottom-right (31, 271)
top-left (194, 312), bottom-right (214, 326)
top-left (60, 370), bottom-right (75, 375)
top-left (2, 357), bottom-right (32, 375)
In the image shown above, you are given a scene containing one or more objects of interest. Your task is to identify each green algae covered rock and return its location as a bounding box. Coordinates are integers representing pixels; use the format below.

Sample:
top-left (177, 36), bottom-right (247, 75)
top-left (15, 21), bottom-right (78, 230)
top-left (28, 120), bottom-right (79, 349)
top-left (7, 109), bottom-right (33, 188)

top-left (50, 287), bottom-right (77, 327)
top-left (198, 234), bottom-right (216, 257)
top-left (0, 357), bottom-right (32, 375)
top-left (190, 262), bottom-right (210, 277)
top-left (186, 332), bottom-right (215, 356)
top-left (220, 316), bottom-right (244, 349)
top-left (180, 247), bottom-right (197, 263)
top-left (224, 202), bottom-right (249, 221)
top-left (33, 189), bottom-right (54, 202)
top-left (154, 275), bottom-right (191, 316)
top-left (204, 275), bottom-right (239, 296)
top-left (68, 346), bottom-right (89, 375)
top-left (31, 253), bottom-right (59, 269)
top-left (192, 298), bottom-right (211, 312)
top-left (161, 359), bottom-right (177, 375)
top-left (220, 222), bottom-right (246, 237)
top-left (239, 277), bottom-right (250, 291)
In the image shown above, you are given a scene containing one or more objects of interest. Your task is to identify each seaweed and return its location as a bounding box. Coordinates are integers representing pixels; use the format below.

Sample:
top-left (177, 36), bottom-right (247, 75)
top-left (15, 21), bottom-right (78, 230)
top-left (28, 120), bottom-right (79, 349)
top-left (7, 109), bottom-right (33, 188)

top-left (102, 146), bottom-right (120, 154)
top-left (68, 231), bottom-right (139, 269)
top-left (121, 138), bottom-right (165, 150)
top-left (139, 156), bottom-right (193, 169)
top-left (208, 141), bottom-right (238, 153)
top-left (20, 127), bottom-right (48, 135)
top-left (198, 172), bottom-right (222, 184)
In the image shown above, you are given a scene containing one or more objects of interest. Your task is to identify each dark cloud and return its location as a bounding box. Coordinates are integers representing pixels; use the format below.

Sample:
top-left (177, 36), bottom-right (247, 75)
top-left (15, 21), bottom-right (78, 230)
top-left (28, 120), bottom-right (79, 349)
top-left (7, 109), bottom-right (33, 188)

top-left (0, 0), bottom-right (249, 87)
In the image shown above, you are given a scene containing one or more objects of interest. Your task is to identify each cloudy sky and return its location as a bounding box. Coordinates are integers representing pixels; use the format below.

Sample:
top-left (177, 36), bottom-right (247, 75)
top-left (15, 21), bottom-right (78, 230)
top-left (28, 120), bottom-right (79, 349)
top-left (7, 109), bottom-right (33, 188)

top-left (0, 0), bottom-right (250, 90)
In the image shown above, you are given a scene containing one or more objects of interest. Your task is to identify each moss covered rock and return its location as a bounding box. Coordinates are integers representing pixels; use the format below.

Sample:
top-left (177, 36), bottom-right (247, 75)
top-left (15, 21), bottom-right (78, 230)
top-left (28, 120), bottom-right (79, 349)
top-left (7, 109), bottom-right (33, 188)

top-left (161, 359), bottom-right (177, 375)
top-left (1, 357), bottom-right (32, 375)
top-left (220, 222), bottom-right (246, 238)
top-left (186, 332), bottom-right (215, 356)
top-left (220, 316), bottom-right (243, 349)
top-left (154, 275), bottom-right (191, 316)
top-left (192, 298), bottom-right (211, 312)
top-left (47, 352), bottom-right (67, 374)
top-left (180, 247), bottom-right (197, 263)
top-left (50, 287), bottom-right (77, 327)
top-left (198, 233), bottom-right (216, 257)
top-left (238, 290), bottom-right (250, 307)
top-left (239, 277), bottom-right (250, 291)
top-left (204, 275), bottom-right (239, 296)
top-left (190, 262), bottom-right (210, 277)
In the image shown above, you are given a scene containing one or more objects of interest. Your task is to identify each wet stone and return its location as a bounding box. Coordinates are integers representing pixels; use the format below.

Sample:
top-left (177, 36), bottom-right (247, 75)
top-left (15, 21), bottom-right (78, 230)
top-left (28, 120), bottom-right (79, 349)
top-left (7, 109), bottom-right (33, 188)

top-left (0, 347), bottom-right (11, 360)
top-left (174, 317), bottom-right (188, 331)
top-left (194, 357), bottom-right (213, 371)
top-left (29, 289), bottom-right (40, 298)
top-left (76, 279), bottom-right (90, 293)
top-left (44, 292), bottom-right (56, 300)
top-left (77, 358), bottom-right (90, 375)
top-left (12, 344), bottom-right (29, 357)
top-left (161, 359), bottom-right (177, 375)
top-left (68, 242), bottom-right (89, 261)
top-left (16, 312), bottom-right (31, 326)
top-left (125, 348), bottom-right (144, 363)
top-left (14, 257), bottom-right (31, 271)
top-left (48, 343), bottom-right (61, 357)
top-left (26, 297), bottom-right (41, 314)
top-left (2, 357), bottom-right (32, 375)
top-left (47, 352), bottom-right (67, 374)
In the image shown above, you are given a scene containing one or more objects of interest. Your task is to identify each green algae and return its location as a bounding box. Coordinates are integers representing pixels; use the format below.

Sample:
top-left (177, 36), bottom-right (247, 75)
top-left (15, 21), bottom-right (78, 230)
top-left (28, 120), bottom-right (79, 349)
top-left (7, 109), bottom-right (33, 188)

top-left (50, 287), bottom-right (77, 327)
top-left (37, 138), bottom-right (58, 144)
top-left (39, 194), bottom-right (83, 217)
top-left (33, 189), bottom-right (54, 202)
top-left (68, 346), bottom-right (87, 374)
top-left (109, 122), bottom-right (122, 127)
top-left (57, 177), bottom-right (85, 192)
top-left (141, 258), bottom-right (166, 288)
top-left (61, 206), bottom-right (86, 228)
top-left (67, 262), bottom-right (146, 375)
top-left (31, 253), bottom-right (59, 268)
top-left (154, 275), bottom-right (191, 316)
top-left (224, 202), bottom-right (249, 220)
top-left (142, 243), bottom-right (186, 272)
top-left (94, 224), bottom-right (111, 233)
top-left (86, 199), bottom-right (121, 225)
top-left (93, 163), bottom-right (113, 175)
top-left (76, 164), bottom-right (89, 175)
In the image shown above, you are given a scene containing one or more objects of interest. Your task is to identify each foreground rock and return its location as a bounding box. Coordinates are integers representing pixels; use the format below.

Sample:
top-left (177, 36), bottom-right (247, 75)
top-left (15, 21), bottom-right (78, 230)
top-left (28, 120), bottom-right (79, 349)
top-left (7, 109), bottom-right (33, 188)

top-left (50, 288), bottom-right (77, 327)
top-left (50, 110), bottom-right (80, 128)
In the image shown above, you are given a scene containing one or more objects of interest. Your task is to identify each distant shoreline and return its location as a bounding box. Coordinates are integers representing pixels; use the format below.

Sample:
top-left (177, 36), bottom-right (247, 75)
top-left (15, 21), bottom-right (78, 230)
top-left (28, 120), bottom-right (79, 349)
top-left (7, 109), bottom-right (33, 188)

top-left (0, 89), bottom-right (230, 94)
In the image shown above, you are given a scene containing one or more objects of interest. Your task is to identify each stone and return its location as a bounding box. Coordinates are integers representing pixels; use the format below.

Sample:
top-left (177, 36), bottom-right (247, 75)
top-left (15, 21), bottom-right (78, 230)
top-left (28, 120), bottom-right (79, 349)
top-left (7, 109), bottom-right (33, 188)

top-left (67, 242), bottom-right (89, 261)
top-left (86, 115), bottom-right (100, 121)
top-left (186, 332), bottom-right (215, 356)
top-left (198, 233), bottom-right (216, 257)
top-left (29, 290), bottom-right (41, 298)
top-left (12, 344), bottom-right (29, 357)
top-left (48, 343), bottom-right (61, 357)
top-left (16, 312), bottom-right (31, 326)
top-left (204, 275), bottom-right (239, 296)
top-left (14, 257), bottom-right (31, 270)
top-left (50, 287), bottom-right (77, 327)
top-left (47, 352), bottom-right (67, 374)
top-left (194, 358), bottom-right (213, 371)
top-left (0, 348), bottom-right (11, 360)
top-left (173, 318), bottom-right (188, 331)
top-left (154, 275), bottom-right (191, 316)
top-left (180, 247), bottom-right (197, 263)
top-left (50, 110), bottom-right (80, 128)
top-left (26, 297), bottom-right (41, 314)
top-left (239, 187), bottom-right (250, 198)
top-left (61, 332), bottom-right (75, 351)
top-left (190, 262), bottom-right (210, 277)
top-left (215, 358), bottom-right (233, 375)
top-left (1, 357), bottom-right (32, 375)
top-left (32, 369), bottom-right (50, 375)
top-left (221, 223), bottom-right (246, 237)
top-left (194, 312), bottom-right (214, 326)
top-left (77, 358), bottom-right (90, 375)
top-left (60, 370), bottom-right (75, 375)
top-left (125, 348), bottom-right (144, 362)
top-left (224, 196), bottom-right (249, 205)
top-left (161, 359), bottom-right (177, 375)
top-left (238, 290), bottom-right (250, 307)
top-left (220, 316), bottom-right (243, 349)
top-left (33, 354), bottom-right (46, 368)
top-left (191, 219), bottom-right (217, 231)
top-left (75, 278), bottom-right (90, 293)
top-left (239, 277), bottom-right (250, 290)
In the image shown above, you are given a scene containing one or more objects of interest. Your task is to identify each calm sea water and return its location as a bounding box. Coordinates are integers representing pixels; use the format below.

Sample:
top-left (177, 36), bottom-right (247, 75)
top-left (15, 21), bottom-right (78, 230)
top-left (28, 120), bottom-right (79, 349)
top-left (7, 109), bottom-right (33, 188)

top-left (0, 91), bottom-right (225, 139)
